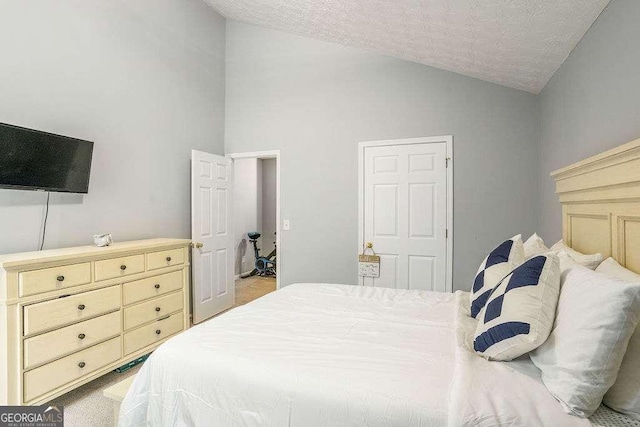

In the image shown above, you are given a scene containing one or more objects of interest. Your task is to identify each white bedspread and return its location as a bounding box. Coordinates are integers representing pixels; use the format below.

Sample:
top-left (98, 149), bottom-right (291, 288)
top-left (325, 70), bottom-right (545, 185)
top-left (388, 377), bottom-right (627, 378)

top-left (449, 292), bottom-right (588, 427)
top-left (119, 283), bottom-right (590, 427)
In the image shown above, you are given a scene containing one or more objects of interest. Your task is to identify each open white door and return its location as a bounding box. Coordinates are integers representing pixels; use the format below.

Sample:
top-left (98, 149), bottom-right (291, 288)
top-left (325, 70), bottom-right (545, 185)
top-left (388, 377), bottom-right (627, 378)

top-left (191, 150), bottom-right (234, 324)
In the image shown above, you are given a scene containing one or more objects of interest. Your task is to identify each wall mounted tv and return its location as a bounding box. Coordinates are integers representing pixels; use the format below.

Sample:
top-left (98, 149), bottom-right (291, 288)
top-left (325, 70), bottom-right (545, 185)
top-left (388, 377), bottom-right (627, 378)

top-left (0, 123), bottom-right (94, 193)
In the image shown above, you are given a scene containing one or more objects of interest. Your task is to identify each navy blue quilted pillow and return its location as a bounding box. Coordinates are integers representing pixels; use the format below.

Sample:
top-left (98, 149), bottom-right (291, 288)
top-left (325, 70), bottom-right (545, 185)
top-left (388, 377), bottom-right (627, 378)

top-left (473, 254), bottom-right (560, 361)
top-left (470, 235), bottom-right (524, 318)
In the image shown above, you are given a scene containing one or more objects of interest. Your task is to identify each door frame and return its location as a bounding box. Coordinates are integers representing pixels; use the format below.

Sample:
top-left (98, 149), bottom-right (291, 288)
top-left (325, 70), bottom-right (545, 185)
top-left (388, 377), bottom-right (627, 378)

top-left (226, 150), bottom-right (282, 290)
top-left (357, 136), bottom-right (454, 292)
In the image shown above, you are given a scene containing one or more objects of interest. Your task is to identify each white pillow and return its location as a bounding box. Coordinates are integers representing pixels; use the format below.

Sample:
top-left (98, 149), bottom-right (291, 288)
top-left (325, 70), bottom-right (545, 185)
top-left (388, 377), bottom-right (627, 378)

top-left (523, 233), bottom-right (549, 259)
top-left (550, 240), bottom-right (603, 269)
top-left (473, 254), bottom-right (560, 361)
top-left (598, 258), bottom-right (640, 420)
top-left (530, 265), bottom-right (640, 417)
top-left (470, 235), bottom-right (524, 318)
top-left (597, 257), bottom-right (640, 282)
top-left (557, 250), bottom-right (577, 273)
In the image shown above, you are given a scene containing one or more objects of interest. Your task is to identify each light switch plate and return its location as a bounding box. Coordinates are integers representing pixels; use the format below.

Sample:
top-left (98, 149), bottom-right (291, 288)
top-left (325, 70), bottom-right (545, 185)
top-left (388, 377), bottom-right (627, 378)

top-left (283, 219), bottom-right (290, 231)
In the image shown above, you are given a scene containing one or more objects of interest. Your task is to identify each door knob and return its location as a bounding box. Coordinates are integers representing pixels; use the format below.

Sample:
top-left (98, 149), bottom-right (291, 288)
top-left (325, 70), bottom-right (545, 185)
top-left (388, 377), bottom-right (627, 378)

top-left (195, 242), bottom-right (203, 249)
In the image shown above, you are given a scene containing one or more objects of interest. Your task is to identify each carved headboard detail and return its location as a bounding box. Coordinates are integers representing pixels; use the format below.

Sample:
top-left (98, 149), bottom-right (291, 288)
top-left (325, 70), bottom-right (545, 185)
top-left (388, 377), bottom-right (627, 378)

top-left (551, 137), bottom-right (640, 274)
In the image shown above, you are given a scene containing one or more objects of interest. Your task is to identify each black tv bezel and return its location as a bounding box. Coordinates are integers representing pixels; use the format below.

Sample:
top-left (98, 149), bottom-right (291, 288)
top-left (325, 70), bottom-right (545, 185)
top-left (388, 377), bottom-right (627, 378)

top-left (0, 122), bottom-right (94, 194)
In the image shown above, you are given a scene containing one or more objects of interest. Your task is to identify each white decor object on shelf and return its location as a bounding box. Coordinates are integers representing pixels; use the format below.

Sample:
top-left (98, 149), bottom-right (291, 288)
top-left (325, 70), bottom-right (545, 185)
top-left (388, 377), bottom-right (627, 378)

top-left (93, 233), bottom-right (113, 247)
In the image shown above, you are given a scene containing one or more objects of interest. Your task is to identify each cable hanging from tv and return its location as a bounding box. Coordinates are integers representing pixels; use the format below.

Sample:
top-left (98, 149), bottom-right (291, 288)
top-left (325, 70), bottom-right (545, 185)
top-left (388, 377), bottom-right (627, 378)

top-left (39, 192), bottom-right (50, 251)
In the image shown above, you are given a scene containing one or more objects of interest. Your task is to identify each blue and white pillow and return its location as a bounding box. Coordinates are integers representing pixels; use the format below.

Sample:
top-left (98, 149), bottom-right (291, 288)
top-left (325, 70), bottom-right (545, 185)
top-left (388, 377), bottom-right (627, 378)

top-left (473, 253), bottom-right (560, 361)
top-left (470, 235), bottom-right (524, 318)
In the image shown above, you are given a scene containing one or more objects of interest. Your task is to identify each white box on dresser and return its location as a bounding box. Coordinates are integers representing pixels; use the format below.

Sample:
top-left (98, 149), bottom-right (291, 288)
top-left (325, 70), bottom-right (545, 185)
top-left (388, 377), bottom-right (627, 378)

top-left (0, 238), bottom-right (191, 405)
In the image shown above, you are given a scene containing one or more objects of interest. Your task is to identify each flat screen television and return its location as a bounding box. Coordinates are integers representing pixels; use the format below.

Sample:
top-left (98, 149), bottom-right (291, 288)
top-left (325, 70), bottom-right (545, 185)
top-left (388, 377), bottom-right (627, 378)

top-left (0, 122), bottom-right (94, 193)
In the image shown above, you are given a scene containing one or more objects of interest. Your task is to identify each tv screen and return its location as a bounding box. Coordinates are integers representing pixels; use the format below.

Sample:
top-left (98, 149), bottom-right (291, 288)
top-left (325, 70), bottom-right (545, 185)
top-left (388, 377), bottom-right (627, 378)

top-left (0, 123), bottom-right (94, 193)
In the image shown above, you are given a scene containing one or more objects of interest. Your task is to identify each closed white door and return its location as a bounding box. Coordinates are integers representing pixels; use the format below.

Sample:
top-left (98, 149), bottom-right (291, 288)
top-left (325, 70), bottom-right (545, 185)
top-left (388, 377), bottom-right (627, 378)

top-left (191, 150), bottom-right (234, 324)
top-left (361, 142), bottom-right (449, 291)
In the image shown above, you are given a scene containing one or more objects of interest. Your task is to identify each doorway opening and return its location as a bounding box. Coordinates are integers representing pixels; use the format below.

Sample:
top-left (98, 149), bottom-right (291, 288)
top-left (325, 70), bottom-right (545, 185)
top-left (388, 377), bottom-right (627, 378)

top-left (227, 150), bottom-right (281, 307)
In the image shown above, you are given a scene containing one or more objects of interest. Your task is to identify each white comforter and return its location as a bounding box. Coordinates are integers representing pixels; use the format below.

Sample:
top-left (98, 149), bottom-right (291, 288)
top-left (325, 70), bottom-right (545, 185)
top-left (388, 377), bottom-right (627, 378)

top-left (119, 283), bottom-right (589, 427)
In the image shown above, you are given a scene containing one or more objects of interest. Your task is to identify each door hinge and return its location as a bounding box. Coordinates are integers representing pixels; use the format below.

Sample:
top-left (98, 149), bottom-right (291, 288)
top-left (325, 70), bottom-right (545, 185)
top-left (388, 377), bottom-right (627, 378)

top-left (446, 229), bottom-right (449, 239)
top-left (446, 157), bottom-right (451, 168)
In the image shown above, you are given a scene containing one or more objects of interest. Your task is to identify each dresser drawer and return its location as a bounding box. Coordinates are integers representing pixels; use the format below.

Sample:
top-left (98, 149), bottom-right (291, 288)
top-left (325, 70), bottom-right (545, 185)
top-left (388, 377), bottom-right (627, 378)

top-left (147, 248), bottom-right (185, 271)
top-left (122, 270), bottom-right (183, 306)
top-left (23, 337), bottom-right (121, 403)
top-left (23, 286), bottom-right (120, 336)
top-left (24, 311), bottom-right (121, 370)
top-left (124, 291), bottom-right (183, 331)
top-left (19, 263), bottom-right (91, 297)
top-left (95, 254), bottom-right (145, 281)
top-left (124, 312), bottom-right (183, 356)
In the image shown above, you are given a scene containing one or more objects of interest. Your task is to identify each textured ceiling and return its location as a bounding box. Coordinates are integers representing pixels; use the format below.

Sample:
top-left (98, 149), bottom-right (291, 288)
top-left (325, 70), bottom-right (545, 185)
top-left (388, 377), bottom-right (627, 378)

top-left (204, 0), bottom-right (610, 93)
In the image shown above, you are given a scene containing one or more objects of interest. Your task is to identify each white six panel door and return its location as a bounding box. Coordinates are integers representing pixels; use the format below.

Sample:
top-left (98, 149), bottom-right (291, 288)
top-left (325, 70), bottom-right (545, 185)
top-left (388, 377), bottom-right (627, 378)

top-left (362, 143), bottom-right (448, 291)
top-left (191, 150), bottom-right (234, 324)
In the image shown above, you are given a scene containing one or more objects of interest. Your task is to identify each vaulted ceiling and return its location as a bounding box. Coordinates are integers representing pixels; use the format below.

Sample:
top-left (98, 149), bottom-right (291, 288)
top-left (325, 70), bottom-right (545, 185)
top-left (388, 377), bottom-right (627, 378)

top-left (204, 0), bottom-right (610, 93)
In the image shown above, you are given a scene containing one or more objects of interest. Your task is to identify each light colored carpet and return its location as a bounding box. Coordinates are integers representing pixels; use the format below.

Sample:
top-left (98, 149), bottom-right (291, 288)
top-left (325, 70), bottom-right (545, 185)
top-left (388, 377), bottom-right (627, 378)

top-left (49, 365), bottom-right (141, 427)
top-left (47, 276), bottom-right (276, 426)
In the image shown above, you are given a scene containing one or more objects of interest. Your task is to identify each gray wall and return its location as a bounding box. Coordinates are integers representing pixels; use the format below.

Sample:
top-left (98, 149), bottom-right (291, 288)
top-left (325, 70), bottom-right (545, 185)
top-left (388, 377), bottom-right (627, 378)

top-left (0, 0), bottom-right (226, 253)
top-left (225, 21), bottom-right (540, 291)
top-left (538, 0), bottom-right (640, 241)
top-left (261, 158), bottom-right (277, 256)
top-left (233, 158), bottom-right (261, 275)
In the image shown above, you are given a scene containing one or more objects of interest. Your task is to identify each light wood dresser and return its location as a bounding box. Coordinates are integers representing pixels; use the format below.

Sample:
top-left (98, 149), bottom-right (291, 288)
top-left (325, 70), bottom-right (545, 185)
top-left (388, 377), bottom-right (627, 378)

top-left (0, 238), bottom-right (191, 405)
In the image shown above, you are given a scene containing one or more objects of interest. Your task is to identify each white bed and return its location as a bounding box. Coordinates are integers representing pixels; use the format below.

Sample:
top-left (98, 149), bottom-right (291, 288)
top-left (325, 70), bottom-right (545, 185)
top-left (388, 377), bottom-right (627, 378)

top-left (119, 283), bottom-right (587, 426)
top-left (120, 139), bottom-right (640, 426)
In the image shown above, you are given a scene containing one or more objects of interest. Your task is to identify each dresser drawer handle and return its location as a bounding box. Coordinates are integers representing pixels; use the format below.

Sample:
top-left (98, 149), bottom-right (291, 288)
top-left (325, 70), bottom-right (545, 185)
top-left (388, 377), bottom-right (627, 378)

top-left (155, 329), bottom-right (161, 335)
top-left (154, 284), bottom-right (160, 289)
top-left (77, 304), bottom-right (85, 310)
top-left (166, 256), bottom-right (172, 262)
top-left (78, 333), bottom-right (86, 340)
top-left (120, 265), bottom-right (127, 270)
top-left (56, 275), bottom-right (65, 282)
top-left (155, 307), bottom-right (161, 312)
top-left (78, 362), bottom-right (86, 368)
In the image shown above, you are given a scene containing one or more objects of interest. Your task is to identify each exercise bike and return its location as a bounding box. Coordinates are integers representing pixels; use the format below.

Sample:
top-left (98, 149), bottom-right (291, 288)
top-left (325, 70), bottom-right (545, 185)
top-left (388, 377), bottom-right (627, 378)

top-left (241, 231), bottom-right (276, 278)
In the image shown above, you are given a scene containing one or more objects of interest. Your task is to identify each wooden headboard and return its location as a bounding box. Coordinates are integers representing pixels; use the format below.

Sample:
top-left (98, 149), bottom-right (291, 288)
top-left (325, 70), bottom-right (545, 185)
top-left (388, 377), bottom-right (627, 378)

top-left (552, 137), bottom-right (640, 274)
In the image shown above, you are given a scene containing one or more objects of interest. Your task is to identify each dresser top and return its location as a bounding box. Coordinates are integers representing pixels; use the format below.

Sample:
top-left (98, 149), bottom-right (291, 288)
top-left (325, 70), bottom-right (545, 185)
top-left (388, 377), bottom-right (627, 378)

top-left (0, 238), bottom-right (191, 269)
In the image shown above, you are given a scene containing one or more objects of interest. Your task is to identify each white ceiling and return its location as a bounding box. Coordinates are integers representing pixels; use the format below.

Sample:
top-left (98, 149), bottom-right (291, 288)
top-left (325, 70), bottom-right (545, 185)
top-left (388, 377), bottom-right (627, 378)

top-left (204, 0), bottom-right (610, 93)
